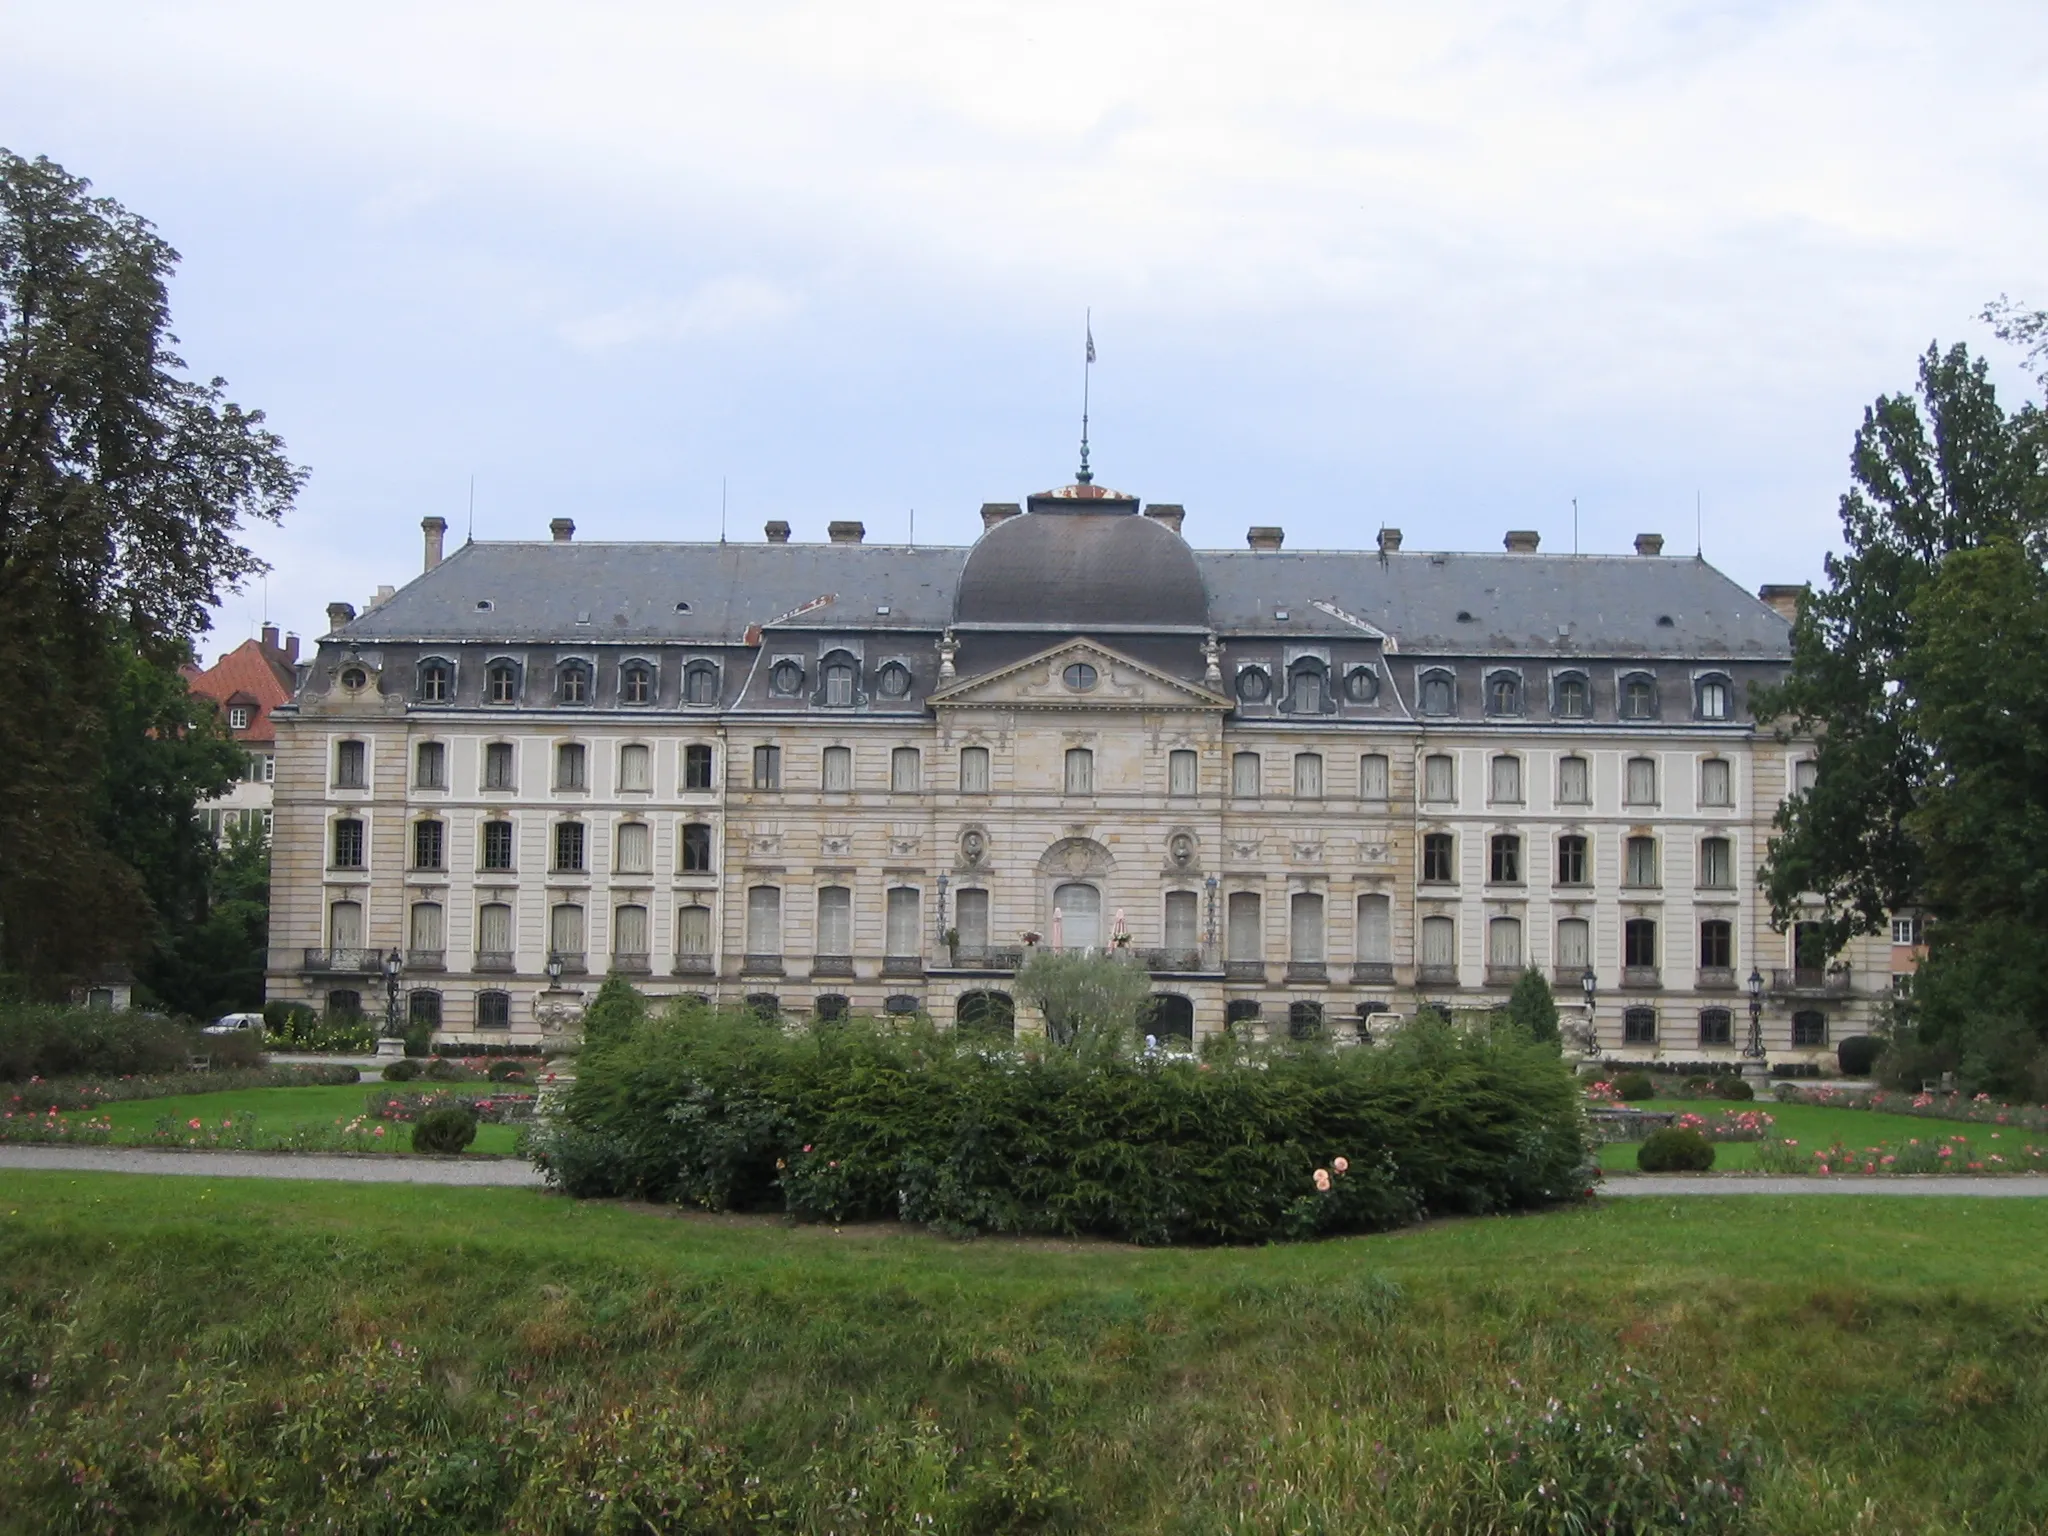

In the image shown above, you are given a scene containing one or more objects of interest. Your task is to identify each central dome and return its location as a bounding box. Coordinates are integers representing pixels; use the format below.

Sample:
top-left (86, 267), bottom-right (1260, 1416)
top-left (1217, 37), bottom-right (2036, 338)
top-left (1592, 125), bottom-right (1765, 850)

top-left (954, 487), bottom-right (1210, 630)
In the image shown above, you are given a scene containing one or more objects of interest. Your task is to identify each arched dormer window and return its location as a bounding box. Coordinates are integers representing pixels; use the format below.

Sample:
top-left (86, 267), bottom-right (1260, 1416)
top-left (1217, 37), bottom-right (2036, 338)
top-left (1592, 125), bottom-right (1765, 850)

top-left (1418, 669), bottom-right (1455, 716)
top-left (1285, 658), bottom-right (1330, 714)
top-left (416, 657), bottom-right (453, 704)
top-left (1620, 671), bottom-right (1659, 721)
top-left (1235, 665), bottom-right (1272, 705)
top-left (768, 658), bottom-right (805, 697)
top-left (1342, 664), bottom-right (1379, 704)
top-left (619, 660), bottom-right (655, 705)
top-left (485, 659), bottom-right (521, 705)
top-left (683, 660), bottom-right (719, 706)
top-left (556, 659), bottom-right (592, 705)
top-left (875, 661), bottom-right (913, 699)
top-left (818, 651), bottom-right (860, 708)
top-left (1695, 672), bottom-right (1732, 721)
top-left (1552, 670), bottom-right (1589, 719)
top-left (1485, 670), bottom-right (1522, 716)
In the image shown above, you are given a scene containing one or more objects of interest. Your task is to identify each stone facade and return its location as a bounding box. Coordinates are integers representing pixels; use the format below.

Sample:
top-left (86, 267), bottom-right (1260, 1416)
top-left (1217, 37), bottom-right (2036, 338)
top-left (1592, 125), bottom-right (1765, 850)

top-left (267, 489), bottom-right (1883, 1059)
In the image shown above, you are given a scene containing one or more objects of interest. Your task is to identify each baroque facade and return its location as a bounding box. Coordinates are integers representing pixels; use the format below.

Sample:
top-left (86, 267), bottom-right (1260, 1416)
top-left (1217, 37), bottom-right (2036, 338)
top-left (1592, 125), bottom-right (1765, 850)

top-left (268, 481), bottom-right (1882, 1058)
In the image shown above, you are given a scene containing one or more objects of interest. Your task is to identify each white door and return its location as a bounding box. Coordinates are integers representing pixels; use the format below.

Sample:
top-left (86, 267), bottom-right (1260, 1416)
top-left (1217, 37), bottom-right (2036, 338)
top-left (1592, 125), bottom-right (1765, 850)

top-left (1053, 882), bottom-right (1100, 949)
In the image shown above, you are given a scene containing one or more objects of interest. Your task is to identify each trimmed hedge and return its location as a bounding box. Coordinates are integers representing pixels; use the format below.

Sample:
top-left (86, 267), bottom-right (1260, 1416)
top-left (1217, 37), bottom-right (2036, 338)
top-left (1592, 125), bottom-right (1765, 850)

top-left (1638, 1127), bottom-right (1716, 1172)
top-left (1612, 1072), bottom-right (1657, 1101)
top-left (411, 1106), bottom-right (478, 1154)
top-left (3, 1065), bottom-right (359, 1112)
top-left (0, 1006), bottom-right (260, 1081)
top-left (1837, 1035), bottom-right (1880, 1076)
top-left (534, 1011), bottom-right (1590, 1245)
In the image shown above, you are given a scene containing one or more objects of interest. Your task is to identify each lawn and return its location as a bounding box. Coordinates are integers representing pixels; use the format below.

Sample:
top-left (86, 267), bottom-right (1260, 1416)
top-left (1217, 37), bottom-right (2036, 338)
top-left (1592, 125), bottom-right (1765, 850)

top-left (12, 1083), bottom-right (524, 1154)
top-left (1595, 1098), bottom-right (2046, 1171)
top-left (2, 1172), bottom-right (2046, 1531)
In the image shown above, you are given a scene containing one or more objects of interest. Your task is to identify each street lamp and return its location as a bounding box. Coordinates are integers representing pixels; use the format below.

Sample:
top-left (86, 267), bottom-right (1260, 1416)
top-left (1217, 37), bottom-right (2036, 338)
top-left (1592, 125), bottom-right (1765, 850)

top-left (1579, 966), bottom-right (1599, 1057)
top-left (1744, 966), bottom-right (1766, 1059)
top-left (546, 952), bottom-right (565, 989)
top-left (382, 948), bottom-right (404, 1040)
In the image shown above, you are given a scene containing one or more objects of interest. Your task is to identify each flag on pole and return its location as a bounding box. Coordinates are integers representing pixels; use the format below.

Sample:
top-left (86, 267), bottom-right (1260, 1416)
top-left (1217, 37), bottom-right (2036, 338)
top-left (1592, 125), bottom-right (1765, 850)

top-left (1086, 320), bottom-right (1096, 364)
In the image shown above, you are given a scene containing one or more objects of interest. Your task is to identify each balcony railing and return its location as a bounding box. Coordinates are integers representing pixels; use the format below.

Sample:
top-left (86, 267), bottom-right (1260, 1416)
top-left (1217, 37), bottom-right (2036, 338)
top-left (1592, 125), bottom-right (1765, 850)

top-left (811, 953), bottom-right (855, 978)
top-left (552, 951), bottom-right (588, 975)
top-left (1770, 966), bottom-right (1852, 996)
top-left (1224, 959), bottom-right (1266, 982)
top-left (1352, 961), bottom-right (1396, 986)
top-left (1553, 965), bottom-right (1589, 988)
top-left (672, 953), bottom-right (715, 976)
top-left (1416, 964), bottom-right (1460, 987)
top-left (1285, 961), bottom-right (1329, 984)
top-left (881, 955), bottom-right (924, 978)
top-left (945, 946), bottom-right (1024, 972)
top-left (1484, 965), bottom-right (1525, 988)
top-left (475, 951), bottom-right (516, 973)
top-left (301, 948), bottom-right (380, 974)
top-left (741, 953), bottom-right (785, 977)
top-left (1696, 967), bottom-right (1737, 991)
top-left (1142, 947), bottom-right (1206, 973)
top-left (1622, 965), bottom-right (1661, 989)
top-left (405, 949), bottom-right (445, 972)
top-left (611, 952), bottom-right (650, 974)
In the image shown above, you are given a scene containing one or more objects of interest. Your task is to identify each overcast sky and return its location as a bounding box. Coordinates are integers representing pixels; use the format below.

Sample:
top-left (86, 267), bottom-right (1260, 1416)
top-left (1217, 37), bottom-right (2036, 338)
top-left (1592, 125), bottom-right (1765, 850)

top-left (5, 0), bottom-right (2044, 660)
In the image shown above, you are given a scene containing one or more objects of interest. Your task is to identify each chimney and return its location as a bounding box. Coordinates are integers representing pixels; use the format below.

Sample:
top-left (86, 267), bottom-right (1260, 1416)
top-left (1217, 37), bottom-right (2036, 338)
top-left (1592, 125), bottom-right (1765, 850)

top-left (550, 518), bottom-right (575, 543)
top-left (764, 520), bottom-right (791, 544)
top-left (1758, 583), bottom-right (1804, 622)
top-left (422, 515), bottom-right (447, 570)
top-left (827, 520), bottom-right (866, 544)
top-left (979, 502), bottom-right (1022, 531)
top-left (1247, 525), bottom-right (1285, 552)
top-left (1504, 530), bottom-right (1540, 552)
top-left (325, 601), bottom-right (356, 634)
top-left (372, 584), bottom-right (395, 608)
top-left (1378, 527), bottom-right (1403, 553)
top-left (284, 633), bottom-right (300, 665)
top-left (261, 623), bottom-right (280, 651)
top-left (1143, 503), bottom-right (1186, 535)
top-left (1634, 533), bottom-right (1665, 556)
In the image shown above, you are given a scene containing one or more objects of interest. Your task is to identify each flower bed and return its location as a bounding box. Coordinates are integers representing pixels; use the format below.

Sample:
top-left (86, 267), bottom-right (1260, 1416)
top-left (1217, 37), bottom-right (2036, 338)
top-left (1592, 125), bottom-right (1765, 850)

top-left (1752, 1129), bottom-right (2048, 1175)
top-left (367, 1089), bottom-right (538, 1124)
top-left (1671, 1109), bottom-right (1775, 1142)
top-left (3, 1064), bottom-right (360, 1114)
top-left (0, 1108), bottom-right (391, 1152)
top-left (1776, 1084), bottom-right (2048, 1132)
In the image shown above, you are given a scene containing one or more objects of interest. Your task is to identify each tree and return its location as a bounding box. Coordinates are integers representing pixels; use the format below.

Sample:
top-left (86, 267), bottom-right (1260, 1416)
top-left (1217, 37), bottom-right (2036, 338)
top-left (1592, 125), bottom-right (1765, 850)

top-left (147, 816), bottom-right (271, 1021)
top-left (0, 149), bottom-right (303, 986)
top-left (1504, 968), bottom-right (1561, 1046)
top-left (581, 973), bottom-right (649, 1047)
top-left (1014, 951), bottom-right (1156, 1048)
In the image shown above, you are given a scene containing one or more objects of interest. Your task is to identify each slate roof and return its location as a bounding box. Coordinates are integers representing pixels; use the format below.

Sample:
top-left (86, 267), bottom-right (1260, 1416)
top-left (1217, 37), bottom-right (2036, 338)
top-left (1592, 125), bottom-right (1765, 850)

top-left (337, 532), bottom-right (1790, 660)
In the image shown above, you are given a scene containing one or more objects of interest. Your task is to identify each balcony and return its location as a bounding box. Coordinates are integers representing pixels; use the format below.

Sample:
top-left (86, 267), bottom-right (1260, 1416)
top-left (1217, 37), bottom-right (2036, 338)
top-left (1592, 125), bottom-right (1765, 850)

top-left (1224, 959), bottom-right (1267, 982)
top-left (1352, 961), bottom-right (1396, 986)
top-left (405, 949), bottom-right (445, 972)
top-left (1696, 967), bottom-right (1737, 991)
top-left (1484, 965), bottom-right (1525, 988)
top-left (741, 952), bottom-right (785, 977)
top-left (475, 951), bottom-right (516, 973)
top-left (881, 955), bottom-right (925, 978)
top-left (552, 952), bottom-right (588, 975)
top-left (945, 946), bottom-right (1024, 973)
top-left (1416, 964), bottom-right (1460, 987)
top-left (1553, 965), bottom-right (1590, 988)
top-left (811, 953), bottom-right (855, 978)
top-left (611, 952), bottom-right (650, 975)
top-left (1770, 966), bottom-right (1852, 997)
top-left (1622, 965), bottom-right (1661, 989)
top-left (1285, 961), bottom-right (1329, 984)
top-left (301, 948), bottom-right (380, 974)
top-left (1142, 947), bottom-right (1206, 974)
top-left (672, 954), bottom-right (715, 977)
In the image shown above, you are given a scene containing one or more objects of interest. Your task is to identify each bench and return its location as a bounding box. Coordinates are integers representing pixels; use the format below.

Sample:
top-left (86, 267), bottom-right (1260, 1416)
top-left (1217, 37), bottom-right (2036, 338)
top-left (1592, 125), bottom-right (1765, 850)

top-left (185, 1053), bottom-right (211, 1073)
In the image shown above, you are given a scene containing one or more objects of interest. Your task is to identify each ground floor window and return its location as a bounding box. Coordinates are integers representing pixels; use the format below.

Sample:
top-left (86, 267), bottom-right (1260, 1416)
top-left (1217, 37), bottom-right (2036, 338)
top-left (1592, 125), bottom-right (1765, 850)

top-left (476, 991), bottom-right (511, 1030)
top-left (957, 989), bottom-right (1015, 1038)
top-left (408, 990), bottom-right (442, 1029)
top-left (1698, 1007), bottom-right (1732, 1046)
top-left (1792, 1010), bottom-right (1828, 1047)
top-left (813, 994), bottom-right (848, 1021)
top-left (1225, 999), bottom-right (1262, 1030)
top-left (326, 989), bottom-right (362, 1017)
top-left (1149, 993), bottom-right (1194, 1044)
top-left (746, 993), bottom-right (780, 1020)
top-left (1622, 1006), bottom-right (1658, 1045)
top-left (1288, 1000), bottom-right (1323, 1039)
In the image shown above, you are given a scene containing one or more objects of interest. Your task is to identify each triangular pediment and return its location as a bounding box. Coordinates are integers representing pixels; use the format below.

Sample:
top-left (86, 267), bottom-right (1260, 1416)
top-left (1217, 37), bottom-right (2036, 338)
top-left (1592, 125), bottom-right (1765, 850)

top-left (930, 638), bottom-right (1229, 711)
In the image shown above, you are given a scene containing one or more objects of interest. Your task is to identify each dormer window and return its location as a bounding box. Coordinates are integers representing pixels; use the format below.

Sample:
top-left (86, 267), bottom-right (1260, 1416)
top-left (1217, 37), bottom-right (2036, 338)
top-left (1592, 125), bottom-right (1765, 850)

top-left (821, 656), bottom-right (857, 707)
top-left (1342, 665), bottom-right (1378, 703)
top-left (417, 660), bottom-right (451, 703)
top-left (1419, 670), bottom-right (1454, 716)
top-left (684, 661), bottom-right (718, 705)
top-left (1554, 672), bottom-right (1589, 718)
top-left (620, 662), bottom-right (654, 705)
top-left (877, 661), bottom-right (913, 698)
top-left (487, 662), bottom-right (519, 704)
top-left (1486, 671), bottom-right (1522, 716)
top-left (227, 704), bottom-right (252, 730)
top-left (1697, 674), bottom-right (1731, 720)
top-left (1622, 673), bottom-right (1659, 720)
top-left (558, 662), bottom-right (591, 704)
top-left (1287, 660), bottom-right (1327, 714)
top-left (770, 660), bottom-right (804, 697)
top-left (1236, 666), bottom-right (1271, 704)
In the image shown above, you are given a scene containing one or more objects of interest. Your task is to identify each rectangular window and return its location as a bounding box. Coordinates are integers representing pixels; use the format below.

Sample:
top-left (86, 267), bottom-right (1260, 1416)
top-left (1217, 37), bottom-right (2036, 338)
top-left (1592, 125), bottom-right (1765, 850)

top-left (411, 819), bottom-right (443, 870)
top-left (549, 903), bottom-right (584, 958)
top-left (1624, 918), bottom-right (1658, 968)
top-left (683, 743), bottom-right (714, 790)
top-left (885, 887), bottom-right (920, 956)
top-left (1423, 753), bottom-right (1455, 803)
top-left (329, 899), bottom-right (363, 952)
top-left (1064, 747), bottom-right (1094, 794)
top-left (1625, 835), bottom-right (1658, 887)
top-left (956, 888), bottom-right (990, 952)
top-left (816, 886), bottom-right (852, 953)
top-left (891, 747), bottom-right (920, 793)
top-left (1556, 917), bottom-right (1590, 971)
top-left (1226, 891), bottom-right (1262, 963)
top-left (408, 901), bottom-right (442, 954)
top-left (484, 742), bottom-right (516, 790)
top-left (677, 905), bottom-right (712, 958)
top-left (332, 818), bottom-right (364, 869)
top-left (228, 704), bottom-right (252, 730)
top-left (753, 745), bottom-right (781, 790)
top-left (1231, 751), bottom-right (1260, 798)
top-left (1289, 892), bottom-right (1324, 963)
top-left (554, 821), bottom-right (586, 872)
top-left (1489, 834), bottom-right (1520, 884)
top-left (1556, 834), bottom-right (1588, 886)
top-left (415, 741), bottom-right (446, 790)
top-left (618, 743), bottom-right (651, 792)
top-left (477, 991), bottom-right (510, 1029)
top-left (745, 886), bottom-right (782, 955)
top-left (1168, 749), bottom-right (1198, 796)
top-left (1358, 753), bottom-right (1389, 801)
top-left (1490, 754), bottom-right (1522, 803)
top-left (1792, 1011), bottom-right (1829, 1047)
top-left (680, 823), bottom-right (713, 873)
top-left (959, 746), bottom-right (991, 793)
top-left (335, 739), bottom-right (365, 789)
top-left (1164, 890), bottom-right (1199, 950)
top-left (1794, 759), bottom-right (1819, 794)
top-left (1701, 758), bottom-right (1732, 806)
top-left (1699, 1008), bottom-right (1733, 1046)
top-left (1624, 1007), bottom-right (1658, 1044)
top-left (556, 742), bottom-right (587, 791)
top-left (1557, 755), bottom-right (1589, 804)
top-left (1293, 752), bottom-right (1323, 797)
top-left (482, 821), bottom-right (514, 871)
top-left (616, 821), bottom-right (651, 874)
top-left (1422, 832), bottom-right (1455, 884)
top-left (1421, 915), bottom-right (1455, 970)
top-left (254, 752), bottom-right (275, 783)
top-left (614, 904), bottom-right (649, 958)
top-left (1699, 837), bottom-right (1732, 889)
top-left (478, 901), bottom-right (513, 956)
top-left (1700, 920), bottom-right (1733, 968)
top-left (1488, 916), bottom-right (1523, 969)
top-left (1625, 755), bottom-right (1657, 805)
top-left (822, 746), bottom-right (853, 792)
top-left (1892, 916), bottom-right (1921, 945)
top-left (1356, 894), bottom-right (1391, 963)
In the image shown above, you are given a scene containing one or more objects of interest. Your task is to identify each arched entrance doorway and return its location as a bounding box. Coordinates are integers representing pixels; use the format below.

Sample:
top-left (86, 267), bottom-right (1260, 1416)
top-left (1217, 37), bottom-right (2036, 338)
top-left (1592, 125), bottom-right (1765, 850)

top-left (1149, 992), bottom-right (1194, 1045)
top-left (957, 989), bottom-right (1015, 1040)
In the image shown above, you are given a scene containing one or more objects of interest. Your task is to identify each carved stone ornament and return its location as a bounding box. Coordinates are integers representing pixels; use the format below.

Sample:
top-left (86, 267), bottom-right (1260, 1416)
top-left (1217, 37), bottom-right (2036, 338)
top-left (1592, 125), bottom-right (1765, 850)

top-left (751, 832), bottom-right (782, 855)
top-left (1169, 832), bottom-right (1195, 867)
top-left (1293, 840), bottom-right (1324, 863)
top-left (820, 834), bottom-right (852, 858)
top-left (1230, 838), bottom-right (1262, 861)
top-left (1358, 842), bottom-right (1391, 866)
top-left (961, 828), bottom-right (987, 865)
top-left (890, 834), bottom-right (922, 856)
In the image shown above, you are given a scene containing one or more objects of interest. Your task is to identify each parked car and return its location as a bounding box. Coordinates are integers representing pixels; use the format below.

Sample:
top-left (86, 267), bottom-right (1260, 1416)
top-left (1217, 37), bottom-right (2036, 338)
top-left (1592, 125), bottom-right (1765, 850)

top-left (203, 1012), bottom-right (266, 1036)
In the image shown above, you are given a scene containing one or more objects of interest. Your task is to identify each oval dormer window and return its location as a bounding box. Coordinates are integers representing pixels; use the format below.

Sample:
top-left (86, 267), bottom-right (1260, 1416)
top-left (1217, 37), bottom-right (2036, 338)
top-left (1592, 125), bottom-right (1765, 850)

top-left (1343, 665), bottom-right (1379, 703)
top-left (876, 662), bottom-right (913, 698)
top-left (1063, 662), bottom-right (1098, 692)
top-left (770, 660), bottom-right (804, 696)
top-left (1236, 667), bottom-right (1272, 704)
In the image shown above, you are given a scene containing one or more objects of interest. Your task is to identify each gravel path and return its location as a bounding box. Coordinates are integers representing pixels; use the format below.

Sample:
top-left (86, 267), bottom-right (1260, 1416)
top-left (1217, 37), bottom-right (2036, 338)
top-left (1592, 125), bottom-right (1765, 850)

top-left (0, 1146), bottom-right (545, 1186)
top-left (1603, 1174), bottom-right (2048, 1197)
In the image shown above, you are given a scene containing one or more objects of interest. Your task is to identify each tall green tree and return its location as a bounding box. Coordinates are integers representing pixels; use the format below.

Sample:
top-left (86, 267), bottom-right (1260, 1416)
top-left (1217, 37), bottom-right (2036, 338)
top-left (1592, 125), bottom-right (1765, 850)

top-left (0, 149), bottom-right (302, 986)
top-left (1503, 968), bottom-right (1561, 1046)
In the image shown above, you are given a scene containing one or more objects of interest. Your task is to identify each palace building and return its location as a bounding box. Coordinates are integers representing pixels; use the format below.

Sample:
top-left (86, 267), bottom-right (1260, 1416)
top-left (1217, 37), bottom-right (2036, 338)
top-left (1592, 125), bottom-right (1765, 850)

top-left (267, 478), bottom-right (1879, 1059)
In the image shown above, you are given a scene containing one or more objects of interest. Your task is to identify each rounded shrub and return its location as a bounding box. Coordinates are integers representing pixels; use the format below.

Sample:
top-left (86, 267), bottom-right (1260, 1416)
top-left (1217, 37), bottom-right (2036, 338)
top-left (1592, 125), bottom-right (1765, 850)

top-left (1637, 1127), bottom-right (1715, 1172)
top-left (1712, 1076), bottom-right (1755, 1101)
top-left (381, 1059), bottom-right (421, 1082)
top-left (1837, 1035), bottom-right (1881, 1077)
top-left (412, 1106), bottom-right (478, 1154)
top-left (423, 1057), bottom-right (467, 1082)
top-left (1612, 1071), bottom-right (1657, 1101)
top-left (488, 1059), bottom-right (529, 1083)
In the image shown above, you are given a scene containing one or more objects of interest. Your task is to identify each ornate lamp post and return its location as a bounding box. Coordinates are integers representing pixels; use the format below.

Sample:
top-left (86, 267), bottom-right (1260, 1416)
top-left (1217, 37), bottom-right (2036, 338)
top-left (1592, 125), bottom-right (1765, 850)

top-left (546, 952), bottom-right (565, 990)
top-left (1744, 966), bottom-right (1766, 1058)
top-left (1579, 966), bottom-right (1599, 1057)
top-left (377, 948), bottom-right (405, 1059)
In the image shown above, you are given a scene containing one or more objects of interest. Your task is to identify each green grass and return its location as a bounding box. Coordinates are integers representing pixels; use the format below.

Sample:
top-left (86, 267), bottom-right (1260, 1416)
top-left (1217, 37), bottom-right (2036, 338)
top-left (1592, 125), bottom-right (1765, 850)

top-left (17, 1083), bottom-right (522, 1154)
top-left (1598, 1100), bottom-right (2048, 1171)
top-left (3, 1172), bottom-right (2048, 1531)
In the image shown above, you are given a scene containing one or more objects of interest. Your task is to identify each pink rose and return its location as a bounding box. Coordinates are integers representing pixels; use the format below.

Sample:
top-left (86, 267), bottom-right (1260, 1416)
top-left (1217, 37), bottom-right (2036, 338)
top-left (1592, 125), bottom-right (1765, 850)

top-left (1332, 1157), bottom-right (1349, 1175)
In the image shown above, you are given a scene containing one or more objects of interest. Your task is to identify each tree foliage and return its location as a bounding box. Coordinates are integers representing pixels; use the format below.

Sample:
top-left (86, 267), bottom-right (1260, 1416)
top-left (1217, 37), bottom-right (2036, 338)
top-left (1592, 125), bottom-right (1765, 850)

top-left (581, 973), bottom-right (649, 1047)
top-left (1014, 950), bottom-right (1158, 1048)
top-left (1503, 968), bottom-right (1561, 1045)
top-left (0, 149), bottom-right (302, 987)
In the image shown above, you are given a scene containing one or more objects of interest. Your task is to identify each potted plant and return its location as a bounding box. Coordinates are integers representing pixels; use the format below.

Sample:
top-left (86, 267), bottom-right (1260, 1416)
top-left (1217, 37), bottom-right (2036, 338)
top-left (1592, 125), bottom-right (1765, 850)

top-left (942, 927), bottom-right (960, 964)
top-left (1021, 929), bottom-right (1043, 948)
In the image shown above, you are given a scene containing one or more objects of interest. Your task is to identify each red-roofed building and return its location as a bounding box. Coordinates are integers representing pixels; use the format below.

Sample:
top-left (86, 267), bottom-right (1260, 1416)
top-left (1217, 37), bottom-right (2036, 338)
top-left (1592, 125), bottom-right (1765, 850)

top-left (183, 624), bottom-right (301, 839)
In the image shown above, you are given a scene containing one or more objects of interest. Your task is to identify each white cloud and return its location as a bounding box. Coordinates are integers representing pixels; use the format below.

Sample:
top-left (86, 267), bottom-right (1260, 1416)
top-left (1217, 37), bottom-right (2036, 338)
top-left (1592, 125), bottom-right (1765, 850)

top-left (558, 275), bottom-right (799, 349)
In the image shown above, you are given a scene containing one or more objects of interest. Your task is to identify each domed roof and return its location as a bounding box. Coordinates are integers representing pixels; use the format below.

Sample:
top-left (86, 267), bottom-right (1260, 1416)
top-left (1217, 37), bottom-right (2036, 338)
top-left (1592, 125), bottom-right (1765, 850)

top-left (954, 488), bottom-right (1210, 630)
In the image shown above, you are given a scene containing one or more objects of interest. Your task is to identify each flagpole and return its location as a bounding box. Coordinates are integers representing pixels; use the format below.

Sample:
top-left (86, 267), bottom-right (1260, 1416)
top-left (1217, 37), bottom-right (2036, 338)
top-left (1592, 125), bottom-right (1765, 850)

top-left (1078, 309), bottom-right (1094, 485)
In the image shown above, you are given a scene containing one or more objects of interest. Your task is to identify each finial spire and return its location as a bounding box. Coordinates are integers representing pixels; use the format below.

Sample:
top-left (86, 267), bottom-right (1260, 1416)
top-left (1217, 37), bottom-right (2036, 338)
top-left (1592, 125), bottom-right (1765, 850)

top-left (1077, 310), bottom-right (1096, 484)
